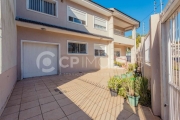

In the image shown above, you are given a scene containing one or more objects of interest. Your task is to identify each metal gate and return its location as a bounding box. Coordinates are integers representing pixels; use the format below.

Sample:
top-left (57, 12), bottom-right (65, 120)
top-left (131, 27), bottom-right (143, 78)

top-left (168, 11), bottom-right (180, 120)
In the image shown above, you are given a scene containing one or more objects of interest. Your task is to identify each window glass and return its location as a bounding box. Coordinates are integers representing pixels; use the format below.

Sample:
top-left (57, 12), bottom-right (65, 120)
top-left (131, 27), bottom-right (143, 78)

top-left (28, 0), bottom-right (56, 16)
top-left (68, 7), bottom-right (87, 25)
top-left (68, 42), bottom-right (87, 54)
top-left (74, 18), bottom-right (82, 24)
top-left (115, 51), bottom-right (120, 57)
top-left (94, 17), bottom-right (107, 30)
top-left (94, 44), bottom-right (106, 56)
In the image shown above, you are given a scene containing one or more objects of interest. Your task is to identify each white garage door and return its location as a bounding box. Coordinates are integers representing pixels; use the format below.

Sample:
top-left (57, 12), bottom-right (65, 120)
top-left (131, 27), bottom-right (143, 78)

top-left (22, 42), bottom-right (58, 78)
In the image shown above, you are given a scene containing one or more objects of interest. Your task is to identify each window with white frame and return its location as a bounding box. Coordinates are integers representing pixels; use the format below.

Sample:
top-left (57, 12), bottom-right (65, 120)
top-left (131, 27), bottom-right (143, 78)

top-left (67, 6), bottom-right (87, 25)
top-left (68, 41), bottom-right (87, 54)
top-left (145, 35), bottom-right (150, 63)
top-left (94, 16), bottom-right (107, 31)
top-left (27, 0), bottom-right (57, 16)
top-left (94, 44), bottom-right (106, 56)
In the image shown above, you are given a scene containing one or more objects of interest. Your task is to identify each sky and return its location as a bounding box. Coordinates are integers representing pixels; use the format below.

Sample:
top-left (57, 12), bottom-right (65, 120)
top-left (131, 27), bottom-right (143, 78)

top-left (93, 0), bottom-right (168, 36)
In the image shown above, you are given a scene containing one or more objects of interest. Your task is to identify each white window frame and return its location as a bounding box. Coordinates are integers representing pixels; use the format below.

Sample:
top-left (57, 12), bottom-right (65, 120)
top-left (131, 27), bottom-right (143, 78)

top-left (26, 0), bottom-right (58, 18)
top-left (94, 44), bottom-right (107, 57)
top-left (67, 40), bottom-right (88, 55)
top-left (93, 16), bottom-right (107, 31)
top-left (67, 6), bottom-right (88, 26)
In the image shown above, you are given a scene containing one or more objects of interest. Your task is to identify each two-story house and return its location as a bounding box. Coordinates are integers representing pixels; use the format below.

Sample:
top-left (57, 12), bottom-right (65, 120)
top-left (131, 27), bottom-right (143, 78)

top-left (15, 0), bottom-right (140, 79)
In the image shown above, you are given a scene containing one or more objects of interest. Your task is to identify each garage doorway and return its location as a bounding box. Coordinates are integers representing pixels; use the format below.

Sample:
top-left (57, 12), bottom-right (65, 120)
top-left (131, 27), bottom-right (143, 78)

top-left (21, 40), bottom-right (60, 79)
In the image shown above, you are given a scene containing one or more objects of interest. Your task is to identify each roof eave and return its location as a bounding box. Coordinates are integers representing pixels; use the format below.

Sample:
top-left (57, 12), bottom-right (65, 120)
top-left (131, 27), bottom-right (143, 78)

top-left (111, 8), bottom-right (140, 28)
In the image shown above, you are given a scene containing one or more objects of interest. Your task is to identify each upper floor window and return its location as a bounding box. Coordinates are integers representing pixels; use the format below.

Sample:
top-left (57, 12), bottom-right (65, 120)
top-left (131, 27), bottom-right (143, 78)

top-left (27, 0), bottom-right (57, 16)
top-left (94, 16), bottom-right (107, 31)
top-left (67, 6), bottom-right (87, 25)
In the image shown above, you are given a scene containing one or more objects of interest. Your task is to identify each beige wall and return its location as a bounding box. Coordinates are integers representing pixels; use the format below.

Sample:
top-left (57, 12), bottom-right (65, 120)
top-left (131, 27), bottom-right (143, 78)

top-left (114, 44), bottom-right (127, 63)
top-left (17, 26), bottom-right (110, 79)
top-left (0, 0), bottom-right (17, 116)
top-left (16, 0), bottom-right (110, 38)
top-left (150, 14), bottom-right (161, 116)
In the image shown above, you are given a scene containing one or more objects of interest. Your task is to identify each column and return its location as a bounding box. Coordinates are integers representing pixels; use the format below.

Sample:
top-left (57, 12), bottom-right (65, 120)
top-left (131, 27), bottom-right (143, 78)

top-left (131, 26), bottom-right (136, 63)
top-left (108, 16), bottom-right (114, 68)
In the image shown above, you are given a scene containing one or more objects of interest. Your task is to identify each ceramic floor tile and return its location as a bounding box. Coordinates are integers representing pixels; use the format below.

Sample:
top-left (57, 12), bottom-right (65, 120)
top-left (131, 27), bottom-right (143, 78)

top-left (0, 113), bottom-right (19, 120)
top-left (43, 108), bottom-right (65, 120)
top-left (20, 100), bottom-right (39, 111)
top-left (2, 105), bottom-right (20, 116)
top-left (6, 99), bottom-right (21, 107)
top-left (67, 111), bottom-right (91, 120)
top-left (26, 115), bottom-right (43, 120)
top-left (40, 101), bottom-right (60, 113)
top-left (61, 103), bottom-right (81, 116)
top-left (57, 98), bottom-right (73, 107)
top-left (21, 95), bottom-right (38, 104)
top-left (19, 106), bottom-right (41, 120)
top-left (39, 96), bottom-right (55, 105)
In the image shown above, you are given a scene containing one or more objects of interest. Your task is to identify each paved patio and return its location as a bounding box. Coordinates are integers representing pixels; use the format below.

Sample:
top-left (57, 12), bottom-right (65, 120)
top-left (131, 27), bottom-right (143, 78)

top-left (0, 69), bottom-right (160, 120)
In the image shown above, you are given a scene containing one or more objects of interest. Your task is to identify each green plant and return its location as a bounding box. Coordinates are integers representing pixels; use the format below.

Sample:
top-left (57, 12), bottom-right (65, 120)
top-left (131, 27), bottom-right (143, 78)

top-left (108, 77), bottom-right (121, 91)
top-left (128, 64), bottom-right (134, 71)
top-left (118, 78), bottom-right (128, 98)
top-left (127, 77), bottom-right (140, 97)
top-left (138, 77), bottom-right (151, 106)
top-left (114, 61), bottom-right (123, 67)
top-left (135, 63), bottom-right (139, 69)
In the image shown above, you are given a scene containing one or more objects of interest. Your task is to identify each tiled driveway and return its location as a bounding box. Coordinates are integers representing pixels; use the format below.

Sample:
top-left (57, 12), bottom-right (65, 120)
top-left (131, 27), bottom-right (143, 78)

top-left (0, 69), bottom-right (160, 120)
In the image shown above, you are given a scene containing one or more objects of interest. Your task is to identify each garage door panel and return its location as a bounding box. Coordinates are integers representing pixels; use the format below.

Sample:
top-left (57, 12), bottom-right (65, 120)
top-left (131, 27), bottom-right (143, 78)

top-left (23, 42), bottom-right (58, 78)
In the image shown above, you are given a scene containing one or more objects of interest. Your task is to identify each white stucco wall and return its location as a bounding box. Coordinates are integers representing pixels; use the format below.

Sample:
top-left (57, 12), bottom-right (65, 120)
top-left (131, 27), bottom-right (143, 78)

top-left (0, 0), bottom-right (17, 116)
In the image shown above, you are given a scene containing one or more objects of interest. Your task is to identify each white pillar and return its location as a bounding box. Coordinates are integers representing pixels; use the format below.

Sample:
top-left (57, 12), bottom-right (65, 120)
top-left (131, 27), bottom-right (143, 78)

top-left (108, 16), bottom-right (114, 68)
top-left (131, 26), bottom-right (136, 63)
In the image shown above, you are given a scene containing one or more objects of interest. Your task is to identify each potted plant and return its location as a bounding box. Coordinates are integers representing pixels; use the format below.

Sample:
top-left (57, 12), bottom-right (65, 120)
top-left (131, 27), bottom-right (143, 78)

top-left (108, 77), bottom-right (120, 95)
top-left (127, 77), bottom-right (140, 107)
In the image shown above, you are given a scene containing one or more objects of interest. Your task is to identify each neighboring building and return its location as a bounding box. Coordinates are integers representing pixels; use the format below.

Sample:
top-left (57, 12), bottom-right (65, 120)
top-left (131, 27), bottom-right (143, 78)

top-left (0, 0), bottom-right (139, 116)
top-left (16, 0), bottom-right (139, 79)
top-left (137, 0), bottom-right (180, 120)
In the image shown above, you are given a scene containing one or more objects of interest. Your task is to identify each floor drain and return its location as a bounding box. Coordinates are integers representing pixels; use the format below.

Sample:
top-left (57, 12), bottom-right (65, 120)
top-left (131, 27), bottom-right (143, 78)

top-left (54, 89), bottom-right (60, 92)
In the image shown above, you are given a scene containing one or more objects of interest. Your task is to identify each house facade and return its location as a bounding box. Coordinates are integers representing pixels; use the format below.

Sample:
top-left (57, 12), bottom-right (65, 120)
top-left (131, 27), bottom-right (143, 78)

top-left (15, 0), bottom-right (139, 79)
top-left (0, 0), bottom-right (139, 116)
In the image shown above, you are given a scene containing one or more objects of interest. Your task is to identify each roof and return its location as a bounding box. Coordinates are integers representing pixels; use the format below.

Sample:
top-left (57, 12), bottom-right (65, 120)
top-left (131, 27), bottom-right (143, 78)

top-left (113, 8), bottom-right (140, 26)
top-left (16, 17), bottom-right (113, 40)
top-left (88, 0), bottom-right (140, 26)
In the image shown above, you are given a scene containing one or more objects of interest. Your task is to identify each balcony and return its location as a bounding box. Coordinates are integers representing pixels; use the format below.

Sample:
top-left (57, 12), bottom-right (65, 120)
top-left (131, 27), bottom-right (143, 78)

top-left (113, 29), bottom-right (134, 46)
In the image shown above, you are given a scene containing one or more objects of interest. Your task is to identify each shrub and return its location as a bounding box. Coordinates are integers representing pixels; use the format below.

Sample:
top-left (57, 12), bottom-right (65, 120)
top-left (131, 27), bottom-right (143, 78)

top-left (138, 77), bottom-right (151, 106)
top-left (114, 61), bottom-right (123, 67)
top-left (108, 77), bottom-right (121, 91)
top-left (128, 64), bottom-right (134, 71)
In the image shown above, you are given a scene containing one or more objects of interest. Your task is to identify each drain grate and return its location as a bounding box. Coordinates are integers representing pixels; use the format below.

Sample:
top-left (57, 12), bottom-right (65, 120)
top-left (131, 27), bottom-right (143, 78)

top-left (54, 89), bottom-right (60, 92)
